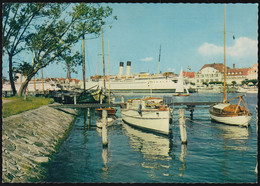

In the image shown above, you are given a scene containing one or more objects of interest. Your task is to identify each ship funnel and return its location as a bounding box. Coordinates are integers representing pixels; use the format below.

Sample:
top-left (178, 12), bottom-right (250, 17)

top-left (126, 61), bottom-right (131, 78)
top-left (118, 62), bottom-right (124, 78)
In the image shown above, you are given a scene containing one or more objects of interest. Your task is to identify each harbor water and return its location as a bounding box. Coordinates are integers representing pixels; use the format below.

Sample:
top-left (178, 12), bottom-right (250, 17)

top-left (43, 93), bottom-right (258, 183)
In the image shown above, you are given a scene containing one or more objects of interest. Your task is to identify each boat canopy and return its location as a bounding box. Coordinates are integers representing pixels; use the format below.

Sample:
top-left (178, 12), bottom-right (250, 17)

top-left (213, 103), bottom-right (230, 110)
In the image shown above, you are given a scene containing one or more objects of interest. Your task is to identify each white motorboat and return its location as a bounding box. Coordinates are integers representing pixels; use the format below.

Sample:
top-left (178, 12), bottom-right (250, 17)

top-left (121, 97), bottom-right (172, 135)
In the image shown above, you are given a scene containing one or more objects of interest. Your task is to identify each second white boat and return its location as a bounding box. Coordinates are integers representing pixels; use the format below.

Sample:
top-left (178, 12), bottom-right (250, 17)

top-left (121, 97), bottom-right (172, 135)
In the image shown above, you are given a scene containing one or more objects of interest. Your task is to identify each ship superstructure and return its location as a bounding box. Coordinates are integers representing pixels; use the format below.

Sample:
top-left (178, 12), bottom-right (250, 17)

top-left (81, 61), bottom-right (179, 93)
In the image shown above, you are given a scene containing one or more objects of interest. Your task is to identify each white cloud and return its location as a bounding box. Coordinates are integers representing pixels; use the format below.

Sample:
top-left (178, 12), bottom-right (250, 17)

top-left (198, 43), bottom-right (222, 56)
top-left (198, 37), bottom-right (257, 59)
top-left (167, 68), bottom-right (175, 72)
top-left (140, 57), bottom-right (154, 62)
top-left (227, 37), bottom-right (257, 58)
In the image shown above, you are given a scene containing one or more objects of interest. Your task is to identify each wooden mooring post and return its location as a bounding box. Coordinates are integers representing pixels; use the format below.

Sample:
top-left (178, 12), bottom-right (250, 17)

top-left (102, 109), bottom-right (108, 147)
top-left (179, 109), bottom-right (187, 144)
top-left (87, 108), bottom-right (90, 118)
top-left (187, 105), bottom-right (195, 120)
top-left (74, 95), bottom-right (77, 105)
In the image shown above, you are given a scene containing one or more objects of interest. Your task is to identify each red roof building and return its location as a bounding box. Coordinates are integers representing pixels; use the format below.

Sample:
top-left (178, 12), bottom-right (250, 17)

top-left (183, 71), bottom-right (195, 78)
top-left (196, 62), bottom-right (253, 85)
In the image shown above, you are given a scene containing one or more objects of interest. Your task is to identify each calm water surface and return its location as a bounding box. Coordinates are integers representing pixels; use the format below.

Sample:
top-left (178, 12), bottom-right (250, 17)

top-left (44, 93), bottom-right (258, 183)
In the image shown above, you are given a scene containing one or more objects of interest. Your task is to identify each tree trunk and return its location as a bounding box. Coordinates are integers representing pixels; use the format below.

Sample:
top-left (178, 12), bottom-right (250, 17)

top-left (17, 75), bottom-right (33, 97)
top-left (66, 64), bottom-right (71, 79)
top-left (8, 54), bottom-right (17, 96)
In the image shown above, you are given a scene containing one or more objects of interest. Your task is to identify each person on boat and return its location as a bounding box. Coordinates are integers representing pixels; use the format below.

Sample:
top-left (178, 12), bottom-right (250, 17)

top-left (138, 104), bottom-right (142, 117)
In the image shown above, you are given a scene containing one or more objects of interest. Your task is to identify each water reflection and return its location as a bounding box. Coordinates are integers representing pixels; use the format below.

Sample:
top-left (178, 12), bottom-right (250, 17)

top-left (82, 110), bottom-right (91, 144)
top-left (122, 123), bottom-right (174, 177)
top-left (217, 124), bottom-right (250, 151)
top-left (179, 144), bottom-right (187, 177)
top-left (102, 147), bottom-right (109, 180)
top-left (218, 125), bottom-right (249, 140)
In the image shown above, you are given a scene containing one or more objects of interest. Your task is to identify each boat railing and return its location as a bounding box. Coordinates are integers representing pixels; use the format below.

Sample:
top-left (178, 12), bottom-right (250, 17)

top-left (163, 96), bottom-right (174, 106)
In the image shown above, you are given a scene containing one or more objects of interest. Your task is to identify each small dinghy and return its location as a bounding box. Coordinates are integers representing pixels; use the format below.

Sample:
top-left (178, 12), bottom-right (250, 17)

top-left (96, 116), bottom-right (117, 128)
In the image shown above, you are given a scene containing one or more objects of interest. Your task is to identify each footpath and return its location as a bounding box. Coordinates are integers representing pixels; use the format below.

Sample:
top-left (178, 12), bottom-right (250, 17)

top-left (2, 103), bottom-right (78, 183)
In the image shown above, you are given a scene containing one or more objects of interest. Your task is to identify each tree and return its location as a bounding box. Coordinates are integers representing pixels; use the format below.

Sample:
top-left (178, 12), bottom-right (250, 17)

top-left (59, 49), bottom-right (82, 79)
top-left (2, 3), bottom-right (68, 96)
top-left (231, 81), bottom-right (237, 87)
top-left (16, 5), bottom-right (80, 96)
top-left (15, 3), bottom-right (116, 96)
top-left (209, 81), bottom-right (222, 85)
top-left (202, 82), bottom-right (209, 87)
top-left (3, 3), bottom-right (44, 95)
top-left (248, 79), bottom-right (258, 86)
top-left (72, 3), bottom-right (117, 90)
top-left (241, 80), bottom-right (248, 86)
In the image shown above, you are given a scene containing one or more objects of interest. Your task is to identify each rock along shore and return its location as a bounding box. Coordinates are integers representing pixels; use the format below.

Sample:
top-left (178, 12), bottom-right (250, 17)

top-left (2, 103), bottom-right (78, 183)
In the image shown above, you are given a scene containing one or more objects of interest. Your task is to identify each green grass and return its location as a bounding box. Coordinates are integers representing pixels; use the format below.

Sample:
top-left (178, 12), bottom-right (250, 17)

top-left (2, 96), bottom-right (54, 118)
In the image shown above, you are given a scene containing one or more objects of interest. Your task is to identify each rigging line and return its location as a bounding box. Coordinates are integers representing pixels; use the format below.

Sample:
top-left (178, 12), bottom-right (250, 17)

top-left (185, 118), bottom-right (220, 128)
top-left (44, 68), bottom-right (57, 85)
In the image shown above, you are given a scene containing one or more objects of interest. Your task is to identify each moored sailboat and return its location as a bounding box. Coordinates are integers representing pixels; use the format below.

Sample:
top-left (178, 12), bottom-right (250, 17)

top-left (95, 23), bottom-right (117, 119)
top-left (209, 4), bottom-right (252, 127)
top-left (173, 68), bottom-right (190, 96)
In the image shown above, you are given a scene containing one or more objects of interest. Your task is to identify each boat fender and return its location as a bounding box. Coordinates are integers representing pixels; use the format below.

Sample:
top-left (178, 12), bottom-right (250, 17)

top-left (138, 104), bottom-right (142, 117)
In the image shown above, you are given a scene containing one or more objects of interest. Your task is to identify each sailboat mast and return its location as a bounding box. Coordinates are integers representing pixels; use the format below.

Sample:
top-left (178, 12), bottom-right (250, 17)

top-left (108, 40), bottom-right (111, 104)
top-left (82, 34), bottom-right (86, 91)
top-left (101, 23), bottom-right (106, 89)
top-left (223, 4), bottom-right (227, 103)
top-left (41, 69), bottom-right (44, 92)
top-left (96, 53), bottom-right (99, 76)
top-left (157, 45), bottom-right (161, 74)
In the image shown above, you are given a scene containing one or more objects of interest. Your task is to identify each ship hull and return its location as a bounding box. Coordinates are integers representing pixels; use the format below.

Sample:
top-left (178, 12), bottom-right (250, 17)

top-left (209, 113), bottom-right (252, 127)
top-left (83, 76), bottom-right (178, 93)
top-left (121, 109), bottom-right (170, 135)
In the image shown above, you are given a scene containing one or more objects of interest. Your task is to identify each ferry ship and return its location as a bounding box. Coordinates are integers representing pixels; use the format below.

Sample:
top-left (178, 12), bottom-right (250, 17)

top-left (81, 61), bottom-right (179, 94)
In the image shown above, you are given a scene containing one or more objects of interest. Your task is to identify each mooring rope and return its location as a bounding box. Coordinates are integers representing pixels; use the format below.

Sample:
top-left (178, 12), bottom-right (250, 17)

top-left (185, 118), bottom-right (220, 128)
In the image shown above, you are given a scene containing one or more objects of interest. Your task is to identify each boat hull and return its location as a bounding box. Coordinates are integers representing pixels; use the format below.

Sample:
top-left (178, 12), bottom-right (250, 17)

top-left (209, 113), bottom-right (252, 127)
top-left (95, 107), bottom-right (117, 116)
top-left (121, 109), bottom-right (170, 135)
top-left (96, 117), bottom-right (115, 128)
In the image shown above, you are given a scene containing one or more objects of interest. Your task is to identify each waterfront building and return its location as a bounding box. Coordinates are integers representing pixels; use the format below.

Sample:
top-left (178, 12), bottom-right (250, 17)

top-left (195, 63), bottom-right (224, 85)
top-left (247, 63), bottom-right (258, 80)
top-left (196, 63), bottom-right (255, 85)
top-left (183, 71), bottom-right (196, 85)
top-left (226, 64), bottom-right (249, 84)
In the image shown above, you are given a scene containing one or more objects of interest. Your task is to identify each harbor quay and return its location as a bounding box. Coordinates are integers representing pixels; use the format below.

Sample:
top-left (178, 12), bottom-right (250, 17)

top-left (2, 104), bottom-right (78, 183)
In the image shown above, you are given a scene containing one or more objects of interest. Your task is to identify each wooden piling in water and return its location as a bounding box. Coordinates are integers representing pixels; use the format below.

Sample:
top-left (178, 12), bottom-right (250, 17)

top-left (179, 109), bottom-right (187, 144)
top-left (102, 109), bottom-right (108, 147)
top-left (74, 95), bottom-right (77, 105)
top-left (87, 108), bottom-right (90, 118)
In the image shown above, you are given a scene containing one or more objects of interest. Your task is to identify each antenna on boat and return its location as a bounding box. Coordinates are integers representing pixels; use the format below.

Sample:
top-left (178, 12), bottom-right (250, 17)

top-left (223, 4), bottom-right (227, 103)
top-left (157, 45), bottom-right (161, 74)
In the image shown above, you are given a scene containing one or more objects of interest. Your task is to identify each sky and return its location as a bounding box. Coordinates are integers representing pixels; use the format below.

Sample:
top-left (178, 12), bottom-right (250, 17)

top-left (2, 3), bottom-right (258, 80)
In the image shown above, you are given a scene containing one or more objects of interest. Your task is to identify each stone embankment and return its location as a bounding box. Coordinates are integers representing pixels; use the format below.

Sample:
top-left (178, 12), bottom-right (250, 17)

top-left (2, 104), bottom-right (78, 183)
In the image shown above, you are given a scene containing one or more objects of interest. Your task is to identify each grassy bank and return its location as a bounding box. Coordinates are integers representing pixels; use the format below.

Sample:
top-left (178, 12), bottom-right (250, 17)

top-left (2, 96), bottom-right (54, 118)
